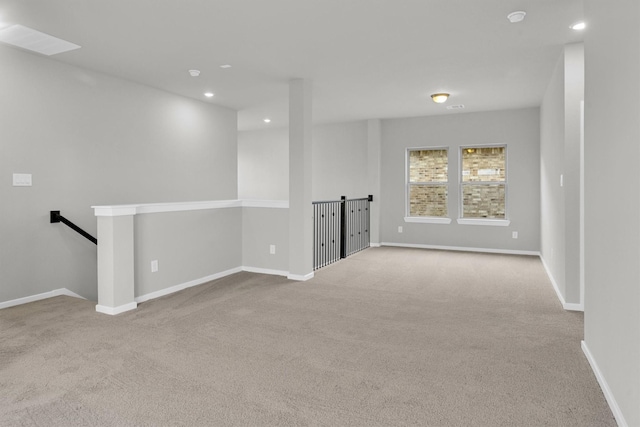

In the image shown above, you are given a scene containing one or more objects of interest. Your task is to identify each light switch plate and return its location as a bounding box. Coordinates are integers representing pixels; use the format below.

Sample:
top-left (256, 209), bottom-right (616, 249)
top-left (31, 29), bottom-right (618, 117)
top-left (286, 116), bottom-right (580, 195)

top-left (13, 173), bottom-right (32, 186)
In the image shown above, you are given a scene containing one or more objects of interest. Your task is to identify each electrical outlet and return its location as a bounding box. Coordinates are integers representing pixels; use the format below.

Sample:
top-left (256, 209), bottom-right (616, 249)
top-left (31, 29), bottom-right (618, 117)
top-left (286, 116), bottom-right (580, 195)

top-left (269, 244), bottom-right (276, 255)
top-left (151, 260), bottom-right (158, 273)
top-left (398, 226), bottom-right (403, 233)
top-left (512, 231), bottom-right (518, 239)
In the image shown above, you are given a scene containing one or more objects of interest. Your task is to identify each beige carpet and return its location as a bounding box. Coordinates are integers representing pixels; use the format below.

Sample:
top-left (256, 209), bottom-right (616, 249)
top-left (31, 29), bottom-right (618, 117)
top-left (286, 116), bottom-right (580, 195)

top-left (0, 247), bottom-right (615, 426)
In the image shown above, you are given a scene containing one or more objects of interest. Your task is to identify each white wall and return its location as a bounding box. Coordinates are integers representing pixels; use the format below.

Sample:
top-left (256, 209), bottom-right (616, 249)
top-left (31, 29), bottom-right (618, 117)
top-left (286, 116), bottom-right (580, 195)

top-left (380, 108), bottom-right (540, 252)
top-left (238, 121), bottom-right (370, 201)
top-left (583, 0), bottom-right (640, 425)
top-left (0, 46), bottom-right (238, 303)
top-left (540, 54), bottom-right (567, 299)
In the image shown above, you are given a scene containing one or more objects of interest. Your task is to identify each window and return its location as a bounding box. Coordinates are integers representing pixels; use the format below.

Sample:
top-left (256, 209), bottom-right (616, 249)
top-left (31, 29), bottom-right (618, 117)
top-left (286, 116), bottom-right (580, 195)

top-left (407, 148), bottom-right (448, 219)
top-left (460, 146), bottom-right (506, 219)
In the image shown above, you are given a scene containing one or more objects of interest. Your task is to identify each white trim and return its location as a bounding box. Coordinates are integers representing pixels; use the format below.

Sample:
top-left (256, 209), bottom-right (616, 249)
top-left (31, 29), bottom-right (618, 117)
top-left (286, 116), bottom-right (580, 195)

top-left (370, 243), bottom-right (381, 248)
top-left (579, 100), bottom-right (585, 309)
top-left (540, 256), bottom-right (584, 311)
top-left (0, 288), bottom-right (86, 310)
top-left (95, 302), bottom-right (137, 315)
top-left (242, 200), bottom-right (289, 209)
top-left (93, 199), bottom-right (291, 217)
top-left (135, 267), bottom-right (242, 304)
top-left (456, 218), bottom-right (511, 227)
top-left (287, 272), bottom-right (315, 281)
top-left (404, 216), bottom-right (452, 224)
top-left (582, 341), bottom-right (628, 427)
top-left (92, 205), bottom-right (137, 217)
top-left (380, 242), bottom-right (539, 256)
top-left (242, 266), bottom-right (289, 276)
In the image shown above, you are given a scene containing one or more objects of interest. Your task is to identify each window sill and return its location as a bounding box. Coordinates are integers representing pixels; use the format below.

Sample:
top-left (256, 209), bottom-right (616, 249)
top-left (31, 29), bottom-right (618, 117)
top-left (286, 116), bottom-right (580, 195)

top-left (404, 217), bottom-right (452, 224)
top-left (456, 218), bottom-right (511, 227)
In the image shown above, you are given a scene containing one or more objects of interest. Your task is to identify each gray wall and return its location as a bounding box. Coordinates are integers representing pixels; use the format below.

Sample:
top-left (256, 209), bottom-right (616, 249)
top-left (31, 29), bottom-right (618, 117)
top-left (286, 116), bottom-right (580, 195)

top-left (242, 208), bottom-right (289, 273)
top-left (135, 208), bottom-right (242, 298)
top-left (238, 121), bottom-right (370, 201)
top-left (584, 0), bottom-right (640, 425)
top-left (380, 108), bottom-right (540, 252)
top-left (0, 46), bottom-right (238, 303)
top-left (540, 44), bottom-right (584, 306)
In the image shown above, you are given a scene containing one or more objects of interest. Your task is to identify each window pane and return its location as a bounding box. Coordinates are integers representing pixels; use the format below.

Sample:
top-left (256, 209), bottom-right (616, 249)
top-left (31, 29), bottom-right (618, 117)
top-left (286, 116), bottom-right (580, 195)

top-left (409, 185), bottom-right (447, 217)
top-left (462, 184), bottom-right (505, 218)
top-left (462, 147), bottom-right (505, 182)
top-left (409, 149), bottom-right (448, 183)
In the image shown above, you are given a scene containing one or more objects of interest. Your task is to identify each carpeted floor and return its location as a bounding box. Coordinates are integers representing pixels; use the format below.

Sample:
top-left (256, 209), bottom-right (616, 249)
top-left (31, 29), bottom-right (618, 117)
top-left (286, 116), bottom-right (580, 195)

top-left (0, 247), bottom-right (615, 426)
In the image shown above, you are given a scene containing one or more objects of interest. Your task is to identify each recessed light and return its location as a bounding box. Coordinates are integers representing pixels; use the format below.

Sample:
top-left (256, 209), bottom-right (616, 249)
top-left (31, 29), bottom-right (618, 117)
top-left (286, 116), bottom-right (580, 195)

top-left (570, 21), bottom-right (586, 30)
top-left (188, 69), bottom-right (200, 77)
top-left (507, 11), bottom-right (526, 23)
top-left (220, 64), bottom-right (232, 69)
top-left (204, 92), bottom-right (214, 98)
top-left (263, 118), bottom-right (271, 123)
top-left (431, 93), bottom-right (450, 104)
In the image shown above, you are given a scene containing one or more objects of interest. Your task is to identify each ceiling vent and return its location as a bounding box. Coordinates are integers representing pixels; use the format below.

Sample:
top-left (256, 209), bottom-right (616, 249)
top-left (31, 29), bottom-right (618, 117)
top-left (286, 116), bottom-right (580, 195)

top-left (0, 25), bottom-right (81, 56)
top-left (447, 104), bottom-right (465, 110)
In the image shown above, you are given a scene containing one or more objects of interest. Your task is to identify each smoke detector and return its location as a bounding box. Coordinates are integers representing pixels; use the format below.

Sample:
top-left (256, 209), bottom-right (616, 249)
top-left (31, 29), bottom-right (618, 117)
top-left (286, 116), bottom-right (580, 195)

top-left (507, 11), bottom-right (526, 23)
top-left (188, 69), bottom-right (200, 77)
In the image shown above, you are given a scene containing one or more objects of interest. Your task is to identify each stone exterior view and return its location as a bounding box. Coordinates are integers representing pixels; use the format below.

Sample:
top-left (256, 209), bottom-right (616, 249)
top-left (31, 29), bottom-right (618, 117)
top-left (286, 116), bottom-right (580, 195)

top-left (461, 146), bottom-right (506, 218)
top-left (408, 146), bottom-right (506, 219)
top-left (408, 149), bottom-right (448, 217)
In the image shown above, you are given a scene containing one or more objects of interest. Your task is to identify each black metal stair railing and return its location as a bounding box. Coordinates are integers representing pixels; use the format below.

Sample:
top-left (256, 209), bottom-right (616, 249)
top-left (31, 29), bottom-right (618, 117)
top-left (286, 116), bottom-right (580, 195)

top-left (50, 211), bottom-right (97, 245)
top-left (312, 195), bottom-right (372, 270)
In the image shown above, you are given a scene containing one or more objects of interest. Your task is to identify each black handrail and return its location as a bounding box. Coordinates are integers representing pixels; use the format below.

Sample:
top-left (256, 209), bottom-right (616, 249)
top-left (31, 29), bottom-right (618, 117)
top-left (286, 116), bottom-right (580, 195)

top-left (50, 211), bottom-right (97, 245)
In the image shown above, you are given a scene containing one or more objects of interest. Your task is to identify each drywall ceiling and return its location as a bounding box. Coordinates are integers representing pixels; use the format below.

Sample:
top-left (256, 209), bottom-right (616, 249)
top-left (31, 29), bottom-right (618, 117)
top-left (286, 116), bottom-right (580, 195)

top-left (0, 0), bottom-right (584, 130)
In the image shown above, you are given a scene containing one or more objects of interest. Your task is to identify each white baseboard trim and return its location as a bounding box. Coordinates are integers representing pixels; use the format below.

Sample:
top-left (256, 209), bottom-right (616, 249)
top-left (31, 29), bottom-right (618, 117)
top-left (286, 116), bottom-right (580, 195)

top-left (370, 243), bottom-right (381, 248)
top-left (380, 242), bottom-right (540, 257)
top-left (582, 341), bottom-right (628, 427)
top-left (135, 267), bottom-right (243, 304)
top-left (242, 266), bottom-right (289, 277)
top-left (539, 256), bottom-right (584, 312)
top-left (96, 302), bottom-right (138, 316)
top-left (287, 272), bottom-right (314, 281)
top-left (0, 288), bottom-right (86, 310)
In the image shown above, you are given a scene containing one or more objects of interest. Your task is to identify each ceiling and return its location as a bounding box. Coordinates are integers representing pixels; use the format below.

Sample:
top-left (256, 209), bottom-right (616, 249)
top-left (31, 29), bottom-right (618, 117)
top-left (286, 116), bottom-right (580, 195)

top-left (0, 0), bottom-right (584, 131)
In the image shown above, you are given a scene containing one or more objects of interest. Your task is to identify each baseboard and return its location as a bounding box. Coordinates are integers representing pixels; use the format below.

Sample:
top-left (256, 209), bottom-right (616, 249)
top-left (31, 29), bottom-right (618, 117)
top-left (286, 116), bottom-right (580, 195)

top-left (135, 267), bottom-right (243, 304)
top-left (370, 243), bottom-right (381, 248)
top-left (380, 242), bottom-right (540, 256)
top-left (0, 288), bottom-right (86, 310)
top-left (242, 266), bottom-right (289, 277)
top-left (96, 302), bottom-right (138, 316)
top-left (582, 341), bottom-right (628, 427)
top-left (539, 256), bottom-right (584, 312)
top-left (287, 272), bottom-right (314, 281)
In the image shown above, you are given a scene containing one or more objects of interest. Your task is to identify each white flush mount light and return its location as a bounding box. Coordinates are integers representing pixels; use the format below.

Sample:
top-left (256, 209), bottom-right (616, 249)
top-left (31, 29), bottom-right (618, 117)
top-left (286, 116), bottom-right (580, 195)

top-left (431, 93), bottom-right (449, 104)
top-left (188, 69), bottom-right (200, 77)
top-left (220, 64), bottom-right (232, 69)
top-left (507, 11), bottom-right (527, 23)
top-left (263, 118), bottom-right (271, 123)
top-left (204, 92), bottom-right (214, 98)
top-left (570, 21), bottom-right (586, 30)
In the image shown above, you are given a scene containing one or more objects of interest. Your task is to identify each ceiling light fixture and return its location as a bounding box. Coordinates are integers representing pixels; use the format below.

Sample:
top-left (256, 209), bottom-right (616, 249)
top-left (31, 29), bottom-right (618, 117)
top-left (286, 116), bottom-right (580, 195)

top-left (0, 24), bottom-right (81, 56)
top-left (188, 69), bottom-right (200, 77)
top-left (204, 92), bottom-right (214, 98)
top-left (570, 21), bottom-right (586, 30)
top-left (431, 93), bottom-right (450, 104)
top-left (220, 64), bottom-right (232, 69)
top-left (507, 11), bottom-right (527, 23)
top-left (263, 118), bottom-right (271, 123)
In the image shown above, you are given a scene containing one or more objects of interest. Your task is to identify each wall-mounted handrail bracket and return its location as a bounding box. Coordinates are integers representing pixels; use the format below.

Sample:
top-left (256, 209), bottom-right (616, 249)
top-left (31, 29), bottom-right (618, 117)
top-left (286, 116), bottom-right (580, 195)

top-left (50, 210), bottom-right (97, 245)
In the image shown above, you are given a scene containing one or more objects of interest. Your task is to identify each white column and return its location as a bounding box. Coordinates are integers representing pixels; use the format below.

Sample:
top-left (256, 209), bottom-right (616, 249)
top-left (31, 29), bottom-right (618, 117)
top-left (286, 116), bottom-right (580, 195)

top-left (288, 79), bottom-right (314, 280)
top-left (93, 207), bottom-right (137, 315)
top-left (367, 119), bottom-right (382, 246)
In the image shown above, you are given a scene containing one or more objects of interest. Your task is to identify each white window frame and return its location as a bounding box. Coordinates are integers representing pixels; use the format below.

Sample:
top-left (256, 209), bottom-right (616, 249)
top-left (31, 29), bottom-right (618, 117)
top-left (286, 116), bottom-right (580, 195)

top-left (457, 144), bottom-right (510, 227)
top-left (404, 147), bottom-right (452, 224)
